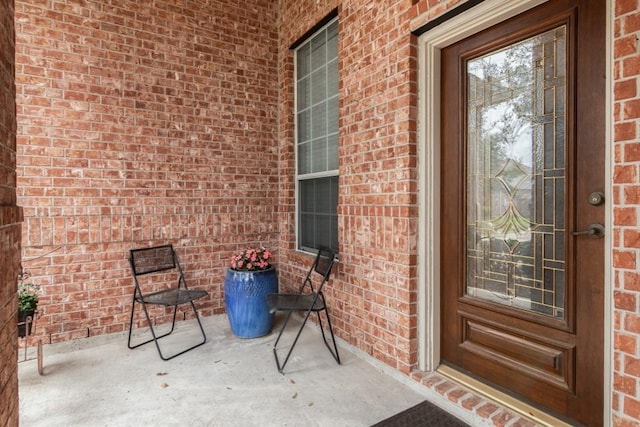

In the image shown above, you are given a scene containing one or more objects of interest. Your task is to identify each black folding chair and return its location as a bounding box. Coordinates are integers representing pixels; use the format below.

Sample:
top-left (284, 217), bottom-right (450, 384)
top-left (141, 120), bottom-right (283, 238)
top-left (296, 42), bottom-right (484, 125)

top-left (128, 244), bottom-right (208, 360)
top-left (266, 247), bottom-right (340, 373)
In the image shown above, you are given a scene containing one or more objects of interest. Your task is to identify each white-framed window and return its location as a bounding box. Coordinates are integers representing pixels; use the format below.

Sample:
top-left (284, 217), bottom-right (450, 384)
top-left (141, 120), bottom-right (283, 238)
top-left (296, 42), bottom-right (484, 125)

top-left (295, 19), bottom-right (339, 252)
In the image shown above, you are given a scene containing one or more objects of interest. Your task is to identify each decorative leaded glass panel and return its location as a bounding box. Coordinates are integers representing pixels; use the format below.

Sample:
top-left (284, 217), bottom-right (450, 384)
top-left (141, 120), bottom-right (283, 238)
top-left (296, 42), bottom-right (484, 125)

top-left (466, 26), bottom-right (566, 318)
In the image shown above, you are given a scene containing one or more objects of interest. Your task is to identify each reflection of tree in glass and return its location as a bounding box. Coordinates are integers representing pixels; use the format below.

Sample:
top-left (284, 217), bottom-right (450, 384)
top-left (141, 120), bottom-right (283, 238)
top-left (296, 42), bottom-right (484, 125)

top-left (468, 37), bottom-right (539, 246)
top-left (485, 103), bottom-right (531, 172)
top-left (471, 39), bottom-right (535, 167)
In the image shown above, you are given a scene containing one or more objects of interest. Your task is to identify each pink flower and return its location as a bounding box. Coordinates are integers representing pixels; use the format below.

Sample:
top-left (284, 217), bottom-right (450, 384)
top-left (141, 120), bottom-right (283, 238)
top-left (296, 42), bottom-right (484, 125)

top-left (229, 247), bottom-right (274, 271)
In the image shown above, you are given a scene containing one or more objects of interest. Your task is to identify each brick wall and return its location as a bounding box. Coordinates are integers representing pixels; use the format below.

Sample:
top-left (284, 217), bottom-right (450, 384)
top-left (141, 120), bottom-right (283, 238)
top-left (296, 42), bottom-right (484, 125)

top-left (15, 0), bottom-right (279, 343)
top-left (612, 1), bottom-right (640, 425)
top-left (0, 0), bottom-right (21, 425)
top-left (337, 1), bottom-right (420, 375)
top-left (278, 0), bottom-right (424, 376)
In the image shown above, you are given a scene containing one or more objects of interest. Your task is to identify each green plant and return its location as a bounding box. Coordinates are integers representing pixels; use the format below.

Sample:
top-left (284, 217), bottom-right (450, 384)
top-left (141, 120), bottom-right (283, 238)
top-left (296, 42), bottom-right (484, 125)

top-left (18, 282), bottom-right (39, 312)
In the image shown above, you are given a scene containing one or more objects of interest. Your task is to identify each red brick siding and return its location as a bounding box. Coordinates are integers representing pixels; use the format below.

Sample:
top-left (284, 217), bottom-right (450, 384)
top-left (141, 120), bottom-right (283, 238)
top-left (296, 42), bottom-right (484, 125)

top-left (0, 0), bottom-right (20, 425)
top-left (279, 0), bottom-right (424, 376)
top-left (409, 0), bottom-right (467, 28)
top-left (338, 0), bottom-right (420, 374)
top-left (614, 1), bottom-right (640, 425)
top-left (15, 0), bottom-right (279, 343)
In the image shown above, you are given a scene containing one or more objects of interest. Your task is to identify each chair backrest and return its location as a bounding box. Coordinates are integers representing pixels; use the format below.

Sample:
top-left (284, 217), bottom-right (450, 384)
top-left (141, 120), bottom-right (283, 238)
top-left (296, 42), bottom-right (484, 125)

top-left (129, 244), bottom-right (177, 276)
top-left (129, 244), bottom-right (189, 295)
top-left (301, 246), bottom-right (336, 293)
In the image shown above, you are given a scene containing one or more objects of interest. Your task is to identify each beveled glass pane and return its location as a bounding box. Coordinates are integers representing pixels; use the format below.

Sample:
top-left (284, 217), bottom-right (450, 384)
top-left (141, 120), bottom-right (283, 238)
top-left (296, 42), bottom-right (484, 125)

top-left (466, 26), bottom-right (567, 318)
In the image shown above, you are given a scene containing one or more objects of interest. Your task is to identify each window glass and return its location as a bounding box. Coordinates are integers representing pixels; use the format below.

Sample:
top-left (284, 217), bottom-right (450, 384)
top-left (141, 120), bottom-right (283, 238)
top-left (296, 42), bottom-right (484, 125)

top-left (297, 108), bottom-right (311, 143)
top-left (327, 133), bottom-right (338, 171)
top-left (311, 102), bottom-right (327, 141)
top-left (298, 177), bottom-right (338, 251)
top-left (296, 19), bottom-right (339, 252)
top-left (297, 43), bottom-right (311, 76)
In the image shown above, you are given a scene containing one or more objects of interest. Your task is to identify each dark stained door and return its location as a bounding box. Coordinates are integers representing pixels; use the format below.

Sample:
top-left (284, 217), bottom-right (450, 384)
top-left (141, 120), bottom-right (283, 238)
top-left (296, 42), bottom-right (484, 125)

top-left (440, 1), bottom-right (605, 425)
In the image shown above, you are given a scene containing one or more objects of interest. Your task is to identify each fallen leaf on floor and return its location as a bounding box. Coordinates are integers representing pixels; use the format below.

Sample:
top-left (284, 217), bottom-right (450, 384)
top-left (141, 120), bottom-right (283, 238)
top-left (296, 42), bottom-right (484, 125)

top-left (160, 383), bottom-right (169, 388)
top-left (292, 392), bottom-right (297, 399)
top-left (214, 360), bottom-right (222, 363)
top-left (156, 372), bottom-right (168, 376)
top-left (226, 386), bottom-right (232, 390)
top-left (290, 379), bottom-right (296, 384)
top-left (308, 402), bottom-right (314, 407)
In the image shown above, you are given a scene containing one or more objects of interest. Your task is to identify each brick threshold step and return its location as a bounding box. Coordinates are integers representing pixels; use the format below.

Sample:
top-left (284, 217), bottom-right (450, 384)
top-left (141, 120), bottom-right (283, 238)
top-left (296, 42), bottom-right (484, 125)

top-left (410, 366), bottom-right (573, 427)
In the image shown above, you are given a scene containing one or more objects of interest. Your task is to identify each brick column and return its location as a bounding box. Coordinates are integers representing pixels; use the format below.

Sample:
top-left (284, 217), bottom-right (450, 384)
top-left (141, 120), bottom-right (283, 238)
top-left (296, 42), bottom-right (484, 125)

top-left (0, 0), bottom-right (22, 425)
top-left (612, 0), bottom-right (640, 425)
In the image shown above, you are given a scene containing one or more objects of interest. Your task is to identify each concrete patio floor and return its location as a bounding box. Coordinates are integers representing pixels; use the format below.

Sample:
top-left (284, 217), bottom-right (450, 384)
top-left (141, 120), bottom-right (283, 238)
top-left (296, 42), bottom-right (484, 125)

top-left (18, 314), bottom-right (471, 427)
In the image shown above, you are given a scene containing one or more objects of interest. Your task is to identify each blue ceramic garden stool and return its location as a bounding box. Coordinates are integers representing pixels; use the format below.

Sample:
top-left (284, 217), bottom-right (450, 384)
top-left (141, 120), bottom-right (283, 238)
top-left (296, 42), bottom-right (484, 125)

top-left (224, 268), bottom-right (279, 338)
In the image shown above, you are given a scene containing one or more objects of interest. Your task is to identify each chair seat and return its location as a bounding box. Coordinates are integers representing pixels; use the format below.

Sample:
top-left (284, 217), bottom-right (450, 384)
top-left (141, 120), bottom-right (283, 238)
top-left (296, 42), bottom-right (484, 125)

top-left (139, 288), bottom-right (208, 306)
top-left (267, 292), bottom-right (325, 313)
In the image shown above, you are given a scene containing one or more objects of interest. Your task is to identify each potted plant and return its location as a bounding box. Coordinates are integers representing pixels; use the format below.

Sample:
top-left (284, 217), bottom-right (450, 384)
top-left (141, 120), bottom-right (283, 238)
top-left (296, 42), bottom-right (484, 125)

top-left (224, 248), bottom-right (278, 338)
top-left (18, 282), bottom-right (39, 337)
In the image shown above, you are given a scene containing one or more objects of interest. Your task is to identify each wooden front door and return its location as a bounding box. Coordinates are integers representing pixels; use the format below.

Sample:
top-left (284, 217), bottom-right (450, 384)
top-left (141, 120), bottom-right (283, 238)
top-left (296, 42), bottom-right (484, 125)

top-left (440, 0), bottom-right (605, 425)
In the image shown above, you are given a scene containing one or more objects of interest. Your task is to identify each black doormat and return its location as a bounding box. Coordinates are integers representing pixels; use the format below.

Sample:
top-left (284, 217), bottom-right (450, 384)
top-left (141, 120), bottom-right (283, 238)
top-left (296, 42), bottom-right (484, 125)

top-left (372, 400), bottom-right (470, 427)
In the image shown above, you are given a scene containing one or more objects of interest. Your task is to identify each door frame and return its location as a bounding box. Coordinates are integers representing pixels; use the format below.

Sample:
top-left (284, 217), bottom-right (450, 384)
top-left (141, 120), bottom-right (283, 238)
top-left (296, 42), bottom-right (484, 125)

top-left (415, 0), bottom-right (613, 422)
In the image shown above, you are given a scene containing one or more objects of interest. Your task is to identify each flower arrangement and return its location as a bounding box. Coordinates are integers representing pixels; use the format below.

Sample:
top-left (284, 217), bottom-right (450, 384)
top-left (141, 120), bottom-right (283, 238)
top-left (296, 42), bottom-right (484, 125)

top-left (229, 247), bottom-right (273, 271)
top-left (18, 282), bottom-right (39, 312)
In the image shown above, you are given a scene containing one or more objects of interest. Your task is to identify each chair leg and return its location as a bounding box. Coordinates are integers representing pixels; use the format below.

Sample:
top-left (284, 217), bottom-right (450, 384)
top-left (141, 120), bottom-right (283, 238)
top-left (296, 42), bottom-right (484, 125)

top-left (273, 308), bottom-right (315, 374)
top-left (127, 293), bottom-right (138, 349)
top-left (272, 311), bottom-right (294, 373)
top-left (128, 299), bottom-right (207, 361)
top-left (316, 308), bottom-right (340, 364)
top-left (159, 300), bottom-right (207, 361)
top-left (128, 294), bottom-right (172, 349)
top-left (128, 298), bottom-right (176, 351)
